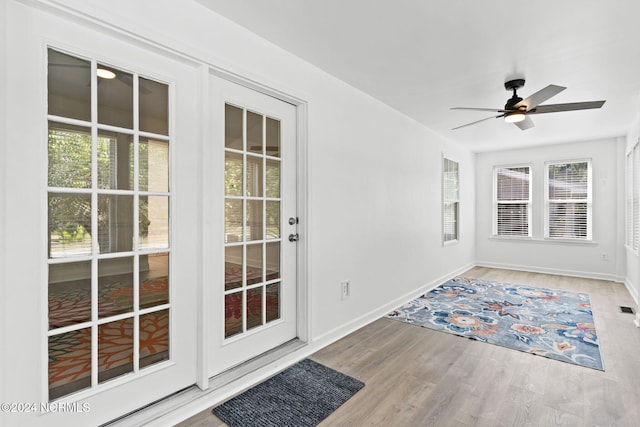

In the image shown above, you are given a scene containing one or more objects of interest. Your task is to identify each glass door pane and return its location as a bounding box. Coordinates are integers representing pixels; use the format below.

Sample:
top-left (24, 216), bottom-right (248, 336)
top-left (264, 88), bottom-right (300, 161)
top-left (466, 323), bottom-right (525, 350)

top-left (47, 48), bottom-right (171, 400)
top-left (224, 104), bottom-right (282, 339)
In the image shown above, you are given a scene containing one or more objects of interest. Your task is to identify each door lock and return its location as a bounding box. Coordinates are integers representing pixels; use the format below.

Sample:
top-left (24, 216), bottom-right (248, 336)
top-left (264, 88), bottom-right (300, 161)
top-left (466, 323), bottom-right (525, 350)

top-left (288, 217), bottom-right (298, 225)
top-left (288, 233), bottom-right (299, 242)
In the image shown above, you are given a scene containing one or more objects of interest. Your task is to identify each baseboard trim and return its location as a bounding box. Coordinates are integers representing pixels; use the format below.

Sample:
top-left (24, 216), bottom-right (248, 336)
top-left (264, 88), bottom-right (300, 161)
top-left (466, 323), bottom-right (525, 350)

top-left (474, 261), bottom-right (622, 283)
top-left (311, 262), bottom-right (475, 349)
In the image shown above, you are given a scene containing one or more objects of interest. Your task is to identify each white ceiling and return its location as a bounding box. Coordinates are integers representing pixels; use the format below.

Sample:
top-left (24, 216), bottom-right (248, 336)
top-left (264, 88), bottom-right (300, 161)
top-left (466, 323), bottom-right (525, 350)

top-left (199, 0), bottom-right (640, 152)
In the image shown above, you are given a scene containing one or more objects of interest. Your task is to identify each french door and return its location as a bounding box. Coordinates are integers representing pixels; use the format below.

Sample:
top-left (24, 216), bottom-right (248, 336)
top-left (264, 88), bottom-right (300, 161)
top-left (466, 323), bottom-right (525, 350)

top-left (2, 4), bottom-right (199, 425)
top-left (208, 75), bottom-right (298, 376)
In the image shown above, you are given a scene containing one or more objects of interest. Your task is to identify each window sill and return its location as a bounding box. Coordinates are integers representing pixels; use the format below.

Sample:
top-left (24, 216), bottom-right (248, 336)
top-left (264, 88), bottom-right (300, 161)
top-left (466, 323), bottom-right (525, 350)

top-left (625, 245), bottom-right (639, 256)
top-left (443, 239), bottom-right (459, 247)
top-left (488, 236), bottom-right (598, 246)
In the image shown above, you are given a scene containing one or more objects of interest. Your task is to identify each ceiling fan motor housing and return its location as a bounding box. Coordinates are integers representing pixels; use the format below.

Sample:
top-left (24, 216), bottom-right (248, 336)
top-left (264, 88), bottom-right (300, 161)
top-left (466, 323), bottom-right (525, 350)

top-left (504, 79), bottom-right (526, 110)
top-left (505, 96), bottom-right (523, 110)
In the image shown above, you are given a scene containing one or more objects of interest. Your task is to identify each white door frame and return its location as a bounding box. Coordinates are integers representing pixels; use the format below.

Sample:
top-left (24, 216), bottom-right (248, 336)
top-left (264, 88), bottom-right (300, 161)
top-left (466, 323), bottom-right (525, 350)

top-left (199, 67), bottom-right (310, 388)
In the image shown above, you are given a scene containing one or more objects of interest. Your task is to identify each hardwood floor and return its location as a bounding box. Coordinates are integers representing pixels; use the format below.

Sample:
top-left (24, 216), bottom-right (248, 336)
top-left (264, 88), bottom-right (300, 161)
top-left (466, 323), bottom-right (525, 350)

top-left (178, 267), bottom-right (640, 426)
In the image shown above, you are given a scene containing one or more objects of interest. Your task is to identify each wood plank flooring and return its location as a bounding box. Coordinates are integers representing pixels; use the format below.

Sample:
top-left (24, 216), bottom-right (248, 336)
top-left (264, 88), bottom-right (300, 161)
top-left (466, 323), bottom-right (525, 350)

top-left (178, 267), bottom-right (640, 426)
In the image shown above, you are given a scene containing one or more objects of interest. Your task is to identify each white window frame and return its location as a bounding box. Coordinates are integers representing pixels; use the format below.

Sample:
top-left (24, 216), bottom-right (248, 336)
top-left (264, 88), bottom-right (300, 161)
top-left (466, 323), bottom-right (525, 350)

top-left (544, 159), bottom-right (592, 241)
top-left (493, 164), bottom-right (532, 238)
top-left (626, 142), bottom-right (640, 252)
top-left (442, 157), bottom-right (459, 244)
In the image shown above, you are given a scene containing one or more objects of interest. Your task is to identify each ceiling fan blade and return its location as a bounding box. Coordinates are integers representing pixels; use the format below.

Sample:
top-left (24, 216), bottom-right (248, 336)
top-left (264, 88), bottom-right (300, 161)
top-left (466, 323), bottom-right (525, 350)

top-left (514, 116), bottom-right (535, 131)
top-left (452, 114), bottom-right (503, 130)
top-left (528, 101), bottom-right (606, 114)
top-left (250, 146), bottom-right (280, 151)
top-left (111, 73), bottom-right (153, 95)
top-left (49, 63), bottom-right (90, 69)
top-left (514, 84), bottom-right (566, 111)
top-left (450, 107), bottom-right (506, 113)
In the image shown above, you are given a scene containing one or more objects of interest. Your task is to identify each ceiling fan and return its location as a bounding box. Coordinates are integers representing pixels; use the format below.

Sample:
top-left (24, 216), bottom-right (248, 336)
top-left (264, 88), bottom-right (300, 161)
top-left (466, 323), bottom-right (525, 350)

top-left (451, 79), bottom-right (605, 131)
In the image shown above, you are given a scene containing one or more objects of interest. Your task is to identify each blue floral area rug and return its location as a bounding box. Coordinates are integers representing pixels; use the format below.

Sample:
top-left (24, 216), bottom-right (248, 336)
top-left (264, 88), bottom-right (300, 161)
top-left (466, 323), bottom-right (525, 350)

top-left (387, 277), bottom-right (603, 370)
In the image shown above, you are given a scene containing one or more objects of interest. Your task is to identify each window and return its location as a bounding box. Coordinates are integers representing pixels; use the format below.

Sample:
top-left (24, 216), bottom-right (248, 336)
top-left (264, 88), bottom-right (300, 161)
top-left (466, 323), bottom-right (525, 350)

top-left (626, 143), bottom-right (640, 251)
top-left (494, 166), bottom-right (531, 237)
top-left (545, 160), bottom-right (592, 240)
top-left (443, 158), bottom-right (459, 243)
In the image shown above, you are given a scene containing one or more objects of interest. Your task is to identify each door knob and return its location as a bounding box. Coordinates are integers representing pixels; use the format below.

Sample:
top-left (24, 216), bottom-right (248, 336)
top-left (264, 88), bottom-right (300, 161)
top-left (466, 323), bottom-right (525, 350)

top-left (288, 233), bottom-right (299, 242)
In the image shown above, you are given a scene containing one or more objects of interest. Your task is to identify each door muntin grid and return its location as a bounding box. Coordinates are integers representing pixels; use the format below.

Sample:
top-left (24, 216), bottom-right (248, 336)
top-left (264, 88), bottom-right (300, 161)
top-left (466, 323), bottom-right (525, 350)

top-left (224, 103), bottom-right (282, 339)
top-left (47, 48), bottom-right (171, 400)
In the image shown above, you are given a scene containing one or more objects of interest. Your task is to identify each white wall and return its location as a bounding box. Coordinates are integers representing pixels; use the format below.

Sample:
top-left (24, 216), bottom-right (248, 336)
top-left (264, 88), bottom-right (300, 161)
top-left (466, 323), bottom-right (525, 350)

top-left (475, 138), bottom-right (625, 281)
top-left (1, 1), bottom-right (475, 424)
top-left (305, 89), bottom-right (476, 340)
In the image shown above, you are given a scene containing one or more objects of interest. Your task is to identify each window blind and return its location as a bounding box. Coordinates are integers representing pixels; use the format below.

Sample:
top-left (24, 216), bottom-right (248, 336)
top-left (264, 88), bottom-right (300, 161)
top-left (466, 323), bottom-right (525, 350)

top-left (633, 145), bottom-right (640, 250)
top-left (627, 151), bottom-right (633, 247)
top-left (443, 158), bottom-right (459, 242)
top-left (546, 161), bottom-right (591, 239)
top-left (495, 166), bottom-right (530, 236)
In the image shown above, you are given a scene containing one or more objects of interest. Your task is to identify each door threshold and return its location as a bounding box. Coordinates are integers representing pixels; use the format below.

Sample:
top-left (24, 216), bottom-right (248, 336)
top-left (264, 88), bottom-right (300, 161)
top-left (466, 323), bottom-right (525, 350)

top-left (209, 338), bottom-right (306, 390)
top-left (105, 339), bottom-right (307, 426)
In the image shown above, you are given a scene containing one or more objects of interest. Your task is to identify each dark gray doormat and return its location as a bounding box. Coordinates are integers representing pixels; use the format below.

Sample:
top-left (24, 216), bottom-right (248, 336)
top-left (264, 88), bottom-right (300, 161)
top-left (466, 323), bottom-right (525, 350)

top-left (212, 359), bottom-right (365, 427)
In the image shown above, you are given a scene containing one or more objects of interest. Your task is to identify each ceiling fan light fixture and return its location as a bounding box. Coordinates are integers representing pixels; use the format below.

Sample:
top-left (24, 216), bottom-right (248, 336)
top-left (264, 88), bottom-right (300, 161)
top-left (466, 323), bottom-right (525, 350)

top-left (504, 112), bottom-right (526, 123)
top-left (96, 68), bottom-right (116, 79)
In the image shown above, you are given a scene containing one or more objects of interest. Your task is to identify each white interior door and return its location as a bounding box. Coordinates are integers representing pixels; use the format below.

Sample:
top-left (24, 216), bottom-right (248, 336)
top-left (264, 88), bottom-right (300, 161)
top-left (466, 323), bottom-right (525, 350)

top-left (2, 4), bottom-right (199, 425)
top-left (208, 75), bottom-right (298, 376)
